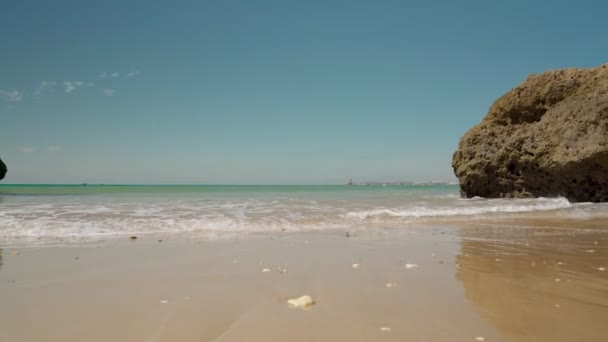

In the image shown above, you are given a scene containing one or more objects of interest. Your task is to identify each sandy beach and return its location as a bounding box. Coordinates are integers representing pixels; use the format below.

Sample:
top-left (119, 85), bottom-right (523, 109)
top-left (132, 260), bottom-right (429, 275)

top-left (1, 219), bottom-right (606, 342)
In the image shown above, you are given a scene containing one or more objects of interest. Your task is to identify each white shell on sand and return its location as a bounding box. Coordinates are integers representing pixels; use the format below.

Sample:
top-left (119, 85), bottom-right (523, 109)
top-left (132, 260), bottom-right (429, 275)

top-left (404, 263), bottom-right (419, 269)
top-left (352, 263), bottom-right (360, 269)
top-left (380, 327), bottom-right (391, 332)
top-left (597, 267), bottom-right (605, 271)
top-left (475, 337), bottom-right (486, 341)
top-left (287, 295), bottom-right (315, 309)
top-left (160, 300), bottom-right (168, 304)
top-left (385, 282), bottom-right (397, 288)
top-left (262, 268), bottom-right (271, 273)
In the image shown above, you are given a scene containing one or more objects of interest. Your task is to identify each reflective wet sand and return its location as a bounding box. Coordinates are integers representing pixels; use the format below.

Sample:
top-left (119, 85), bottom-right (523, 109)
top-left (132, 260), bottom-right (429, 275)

top-left (0, 220), bottom-right (606, 341)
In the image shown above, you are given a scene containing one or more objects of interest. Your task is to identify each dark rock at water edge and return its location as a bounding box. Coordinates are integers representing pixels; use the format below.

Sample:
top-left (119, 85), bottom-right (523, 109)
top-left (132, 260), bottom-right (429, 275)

top-left (452, 63), bottom-right (608, 202)
top-left (0, 157), bottom-right (6, 180)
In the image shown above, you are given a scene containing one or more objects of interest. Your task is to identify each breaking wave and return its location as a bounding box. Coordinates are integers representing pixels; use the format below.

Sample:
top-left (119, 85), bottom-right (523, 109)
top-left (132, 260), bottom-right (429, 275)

top-left (0, 193), bottom-right (584, 241)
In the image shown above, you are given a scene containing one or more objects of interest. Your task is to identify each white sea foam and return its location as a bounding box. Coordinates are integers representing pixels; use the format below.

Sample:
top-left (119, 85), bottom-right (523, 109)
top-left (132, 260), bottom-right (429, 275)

top-left (345, 197), bottom-right (573, 220)
top-left (0, 193), bottom-right (592, 241)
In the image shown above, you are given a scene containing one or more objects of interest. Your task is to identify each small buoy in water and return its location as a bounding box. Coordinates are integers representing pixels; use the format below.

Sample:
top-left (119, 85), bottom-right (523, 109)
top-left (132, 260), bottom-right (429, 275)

top-left (287, 295), bottom-right (315, 309)
top-left (352, 263), bottom-right (360, 269)
top-left (405, 263), bottom-right (419, 269)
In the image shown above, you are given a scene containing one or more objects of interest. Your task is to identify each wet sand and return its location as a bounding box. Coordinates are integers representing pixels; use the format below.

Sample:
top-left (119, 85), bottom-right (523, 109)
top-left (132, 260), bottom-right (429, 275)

top-left (1, 220), bottom-right (607, 341)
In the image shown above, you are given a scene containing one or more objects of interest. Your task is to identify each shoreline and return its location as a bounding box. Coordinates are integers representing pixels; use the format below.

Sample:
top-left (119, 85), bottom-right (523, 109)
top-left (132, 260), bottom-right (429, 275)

top-left (1, 221), bottom-right (607, 341)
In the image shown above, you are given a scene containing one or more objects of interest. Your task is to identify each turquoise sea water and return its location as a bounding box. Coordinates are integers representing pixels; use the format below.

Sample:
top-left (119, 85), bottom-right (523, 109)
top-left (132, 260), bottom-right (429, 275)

top-left (0, 184), bottom-right (602, 241)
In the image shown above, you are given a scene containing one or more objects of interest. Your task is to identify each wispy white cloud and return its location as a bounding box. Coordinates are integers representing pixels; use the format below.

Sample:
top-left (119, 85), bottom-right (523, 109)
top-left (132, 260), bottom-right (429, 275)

top-left (17, 146), bottom-right (35, 153)
top-left (99, 71), bottom-right (121, 79)
top-left (127, 70), bottom-right (140, 77)
top-left (64, 81), bottom-right (84, 93)
top-left (0, 89), bottom-right (23, 102)
top-left (47, 145), bottom-right (61, 152)
top-left (102, 88), bottom-right (115, 96)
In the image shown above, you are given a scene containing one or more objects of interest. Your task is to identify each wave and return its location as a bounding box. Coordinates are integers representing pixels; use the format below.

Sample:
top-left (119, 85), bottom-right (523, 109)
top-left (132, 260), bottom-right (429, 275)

top-left (345, 197), bottom-right (572, 220)
top-left (0, 196), bottom-right (586, 240)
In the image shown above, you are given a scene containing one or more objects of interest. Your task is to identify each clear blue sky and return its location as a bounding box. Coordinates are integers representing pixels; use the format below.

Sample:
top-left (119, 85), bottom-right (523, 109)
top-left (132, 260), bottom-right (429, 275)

top-left (1, 0), bottom-right (606, 184)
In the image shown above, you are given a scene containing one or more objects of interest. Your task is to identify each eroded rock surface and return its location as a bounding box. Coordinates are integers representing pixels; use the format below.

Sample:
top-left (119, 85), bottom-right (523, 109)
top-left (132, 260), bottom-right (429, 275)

top-left (453, 63), bottom-right (608, 202)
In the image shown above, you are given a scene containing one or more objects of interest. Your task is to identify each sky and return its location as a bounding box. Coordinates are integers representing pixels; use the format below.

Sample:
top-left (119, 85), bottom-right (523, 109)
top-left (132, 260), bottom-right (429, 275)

top-left (1, 0), bottom-right (607, 184)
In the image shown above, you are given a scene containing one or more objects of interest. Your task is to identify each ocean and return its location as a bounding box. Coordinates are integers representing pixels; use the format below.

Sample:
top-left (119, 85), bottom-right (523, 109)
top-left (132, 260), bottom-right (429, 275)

top-left (0, 184), bottom-right (606, 242)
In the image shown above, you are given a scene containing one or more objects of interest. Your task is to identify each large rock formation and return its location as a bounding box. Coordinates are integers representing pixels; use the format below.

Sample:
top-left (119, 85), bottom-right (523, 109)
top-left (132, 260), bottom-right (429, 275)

top-left (452, 63), bottom-right (608, 202)
top-left (0, 157), bottom-right (6, 180)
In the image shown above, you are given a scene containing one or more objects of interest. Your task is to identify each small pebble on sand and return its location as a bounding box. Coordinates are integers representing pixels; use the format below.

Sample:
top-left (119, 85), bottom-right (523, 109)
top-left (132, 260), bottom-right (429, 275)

top-left (130, 236), bottom-right (137, 240)
top-left (287, 295), bottom-right (315, 309)
top-left (555, 278), bottom-right (561, 282)
top-left (495, 258), bottom-right (501, 262)
top-left (405, 263), bottom-right (419, 269)
top-left (555, 304), bottom-right (560, 308)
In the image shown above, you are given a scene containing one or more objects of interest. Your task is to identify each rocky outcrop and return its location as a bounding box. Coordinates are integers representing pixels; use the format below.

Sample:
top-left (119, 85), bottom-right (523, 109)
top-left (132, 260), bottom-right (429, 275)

top-left (452, 63), bottom-right (608, 202)
top-left (0, 157), bottom-right (6, 180)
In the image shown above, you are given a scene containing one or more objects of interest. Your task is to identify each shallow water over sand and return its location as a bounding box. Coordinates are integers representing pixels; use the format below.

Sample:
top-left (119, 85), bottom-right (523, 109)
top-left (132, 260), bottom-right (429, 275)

top-left (2, 185), bottom-right (606, 243)
top-left (1, 220), bottom-right (606, 341)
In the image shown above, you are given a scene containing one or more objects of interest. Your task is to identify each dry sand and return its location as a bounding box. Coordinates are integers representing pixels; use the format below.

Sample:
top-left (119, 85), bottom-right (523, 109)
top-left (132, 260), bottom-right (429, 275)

top-left (1, 219), bottom-right (607, 341)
